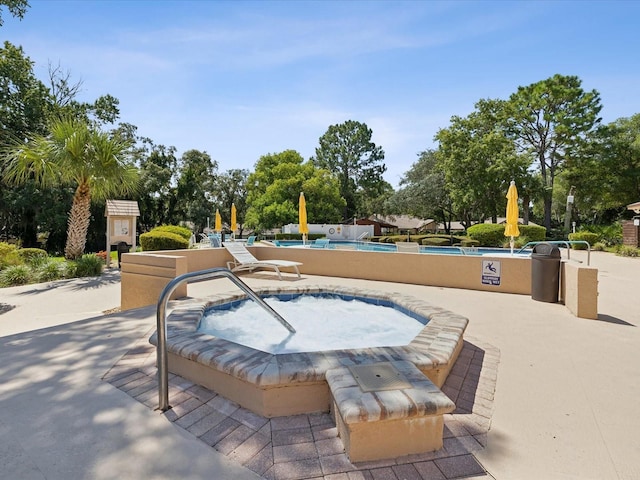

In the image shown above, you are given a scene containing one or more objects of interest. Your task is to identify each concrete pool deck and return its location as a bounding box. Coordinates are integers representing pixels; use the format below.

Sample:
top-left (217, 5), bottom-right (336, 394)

top-left (0, 249), bottom-right (639, 479)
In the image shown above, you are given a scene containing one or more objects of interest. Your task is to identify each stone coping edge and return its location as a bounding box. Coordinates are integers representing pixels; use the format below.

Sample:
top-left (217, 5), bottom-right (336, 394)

top-left (149, 285), bottom-right (468, 388)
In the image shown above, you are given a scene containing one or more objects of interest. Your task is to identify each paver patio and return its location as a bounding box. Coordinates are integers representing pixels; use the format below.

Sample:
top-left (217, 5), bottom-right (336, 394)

top-left (1, 249), bottom-right (638, 479)
top-left (106, 330), bottom-right (499, 480)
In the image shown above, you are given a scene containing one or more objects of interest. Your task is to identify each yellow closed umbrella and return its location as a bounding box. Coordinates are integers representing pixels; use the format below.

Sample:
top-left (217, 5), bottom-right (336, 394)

top-left (215, 209), bottom-right (222, 232)
top-left (231, 203), bottom-right (237, 233)
top-left (504, 181), bottom-right (520, 255)
top-left (299, 192), bottom-right (309, 245)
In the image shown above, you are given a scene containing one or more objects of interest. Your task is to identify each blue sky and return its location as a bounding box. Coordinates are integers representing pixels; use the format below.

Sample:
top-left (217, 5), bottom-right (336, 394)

top-left (3, 0), bottom-right (640, 187)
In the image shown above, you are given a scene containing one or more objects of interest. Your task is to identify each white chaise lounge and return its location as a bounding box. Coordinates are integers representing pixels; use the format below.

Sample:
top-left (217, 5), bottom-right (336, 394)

top-left (223, 241), bottom-right (302, 280)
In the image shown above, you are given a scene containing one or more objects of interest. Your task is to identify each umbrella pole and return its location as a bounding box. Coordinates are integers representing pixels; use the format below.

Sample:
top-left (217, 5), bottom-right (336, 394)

top-left (510, 237), bottom-right (514, 255)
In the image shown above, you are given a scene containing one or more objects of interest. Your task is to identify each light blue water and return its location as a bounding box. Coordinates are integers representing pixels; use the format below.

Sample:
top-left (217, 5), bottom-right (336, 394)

top-left (277, 240), bottom-right (528, 256)
top-left (198, 293), bottom-right (426, 354)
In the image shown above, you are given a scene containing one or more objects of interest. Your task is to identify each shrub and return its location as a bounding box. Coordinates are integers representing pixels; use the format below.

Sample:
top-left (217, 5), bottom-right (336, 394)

top-left (275, 233), bottom-right (326, 241)
top-left (580, 224), bottom-right (622, 247)
top-left (592, 242), bottom-right (606, 251)
top-left (36, 260), bottom-right (64, 282)
top-left (467, 224), bottom-right (506, 247)
top-left (0, 265), bottom-right (32, 286)
top-left (17, 248), bottom-right (48, 266)
top-left (0, 242), bottom-right (21, 269)
top-left (151, 225), bottom-right (193, 241)
top-left (72, 254), bottom-right (104, 277)
top-left (468, 223), bottom-right (546, 247)
top-left (501, 236), bottom-right (530, 249)
top-left (62, 261), bottom-right (78, 278)
top-left (422, 237), bottom-right (452, 246)
top-left (518, 225), bottom-right (546, 242)
top-left (95, 251), bottom-right (108, 263)
top-left (387, 235), bottom-right (410, 243)
top-left (419, 234), bottom-right (470, 246)
top-left (459, 238), bottom-right (480, 247)
top-left (140, 231), bottom-right (189, 251)
top-left (616, 245), bottom-right (640, 257)
top-left (568, 232), bottom-right (600, 249)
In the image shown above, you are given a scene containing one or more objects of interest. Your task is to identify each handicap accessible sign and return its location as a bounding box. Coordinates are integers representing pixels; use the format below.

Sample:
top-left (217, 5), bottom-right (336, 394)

top-left (482, 260), bottom-right (501, 286)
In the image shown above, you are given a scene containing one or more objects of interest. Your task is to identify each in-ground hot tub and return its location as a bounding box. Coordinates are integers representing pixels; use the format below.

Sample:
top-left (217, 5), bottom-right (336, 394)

top-left (150, 285), bottom-right (468, 418)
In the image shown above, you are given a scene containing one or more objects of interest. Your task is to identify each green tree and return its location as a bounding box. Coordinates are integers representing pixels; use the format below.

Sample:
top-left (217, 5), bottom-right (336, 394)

top-left (211, 168), bottom-right (249, 236)
top-left (506, 74), bottom-right (602, 230)
top-left (357, 179), bottom-right (394, 219)
top-left (174, 149), bottom-right (217, 233)
top-left (387, 149), bottom-right (456, 232)
top-left (601, 115), bottom-right (640, 209)
top-left (436, 98), bottom-right (531, 227)
top-left (561, 115), bottom-right (640, 225)
top-left (0, 42), bottom-right (130, 247)
top-left (2, 117), bottom-right (139, 259)
top-left (47, 62), bottom-right (121, 127)
top-left (137, 143), bottom-right (178, 231)
top-left (0, 0), bottom-right (28, 26)
top-left (246, 150), bottom-right (344, 231)
top-left (312, 120), bottom-right (386, 220)
top-left (0, 41), bottom-right (51, 144)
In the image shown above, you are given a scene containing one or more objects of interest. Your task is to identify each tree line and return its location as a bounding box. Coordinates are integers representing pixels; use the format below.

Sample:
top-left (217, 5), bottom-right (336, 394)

top-left (2, 37), bottom-right (639, 259)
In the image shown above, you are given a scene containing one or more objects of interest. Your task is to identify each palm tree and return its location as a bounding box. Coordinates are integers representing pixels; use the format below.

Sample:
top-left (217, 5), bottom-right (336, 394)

top-left (2, 117), bottom-right (139, 259)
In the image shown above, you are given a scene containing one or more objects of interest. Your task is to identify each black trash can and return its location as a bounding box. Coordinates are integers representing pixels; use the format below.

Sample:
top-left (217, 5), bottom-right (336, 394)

top-left (116, 241), bottom-right (131, 268)
top-left (531, 243), bottom-right (561, 303)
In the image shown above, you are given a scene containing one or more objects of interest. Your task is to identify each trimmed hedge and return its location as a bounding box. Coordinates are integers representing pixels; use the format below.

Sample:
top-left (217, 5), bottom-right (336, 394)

top-left (140, 231), bottom-right (189, 251)
top-left (152, 225), bottom-right (192, 241)
top-left (518, 225), bottom-right (546, 242)
top-left (422, 237), bottom-right (452, 246)
top-left (459, 238), bottom-right (480, 247)
top-left (468, 223), bottom-right (546, 247)
top-left (568, 232), bottom-right (599, 249)
top-left (275, 233), bottom-right (326, 241)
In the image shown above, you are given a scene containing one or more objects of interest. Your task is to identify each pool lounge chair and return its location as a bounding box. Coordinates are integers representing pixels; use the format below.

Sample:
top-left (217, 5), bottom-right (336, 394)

top-left (396, 242), bottom-right (421, 253)
top-left (223, 241), bottom-right (302, 280)
top-left (310, 238), bottom-right (330, 248)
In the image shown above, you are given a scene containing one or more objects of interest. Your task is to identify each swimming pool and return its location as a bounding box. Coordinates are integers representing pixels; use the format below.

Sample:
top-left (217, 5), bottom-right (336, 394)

top-left (277, 240), bottom-right (530, 256)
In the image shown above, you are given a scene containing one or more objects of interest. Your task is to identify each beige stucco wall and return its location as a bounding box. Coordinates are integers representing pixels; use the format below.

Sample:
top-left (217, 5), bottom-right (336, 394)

top-left (561, 261), bottom-right (598, 319)
top-left (256, 247), bottom-right (531, 294)
top-left (120, 245), bottom-right (598, 319)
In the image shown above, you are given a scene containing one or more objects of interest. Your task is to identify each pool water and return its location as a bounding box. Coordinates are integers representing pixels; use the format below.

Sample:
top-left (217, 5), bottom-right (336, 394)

top-left (198, 293), bottom-right (426, 354)
top-left (277, 240), bottom-right (528, 256)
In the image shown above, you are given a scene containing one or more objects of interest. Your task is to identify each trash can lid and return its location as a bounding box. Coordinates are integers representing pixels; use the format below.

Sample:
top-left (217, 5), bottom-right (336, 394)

top-left (532, 242), bottom-right (561, 257)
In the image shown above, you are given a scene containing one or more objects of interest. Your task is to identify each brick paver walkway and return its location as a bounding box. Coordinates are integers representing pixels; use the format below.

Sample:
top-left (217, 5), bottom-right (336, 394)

top-left (104, 331), bottom-right (499, 480)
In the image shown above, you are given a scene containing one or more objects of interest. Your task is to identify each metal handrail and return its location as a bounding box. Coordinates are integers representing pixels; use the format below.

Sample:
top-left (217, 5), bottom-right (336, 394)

top-left (155, 267), bottom-right (295, 412)
top-left (516, 240), bottom-right (591, 266)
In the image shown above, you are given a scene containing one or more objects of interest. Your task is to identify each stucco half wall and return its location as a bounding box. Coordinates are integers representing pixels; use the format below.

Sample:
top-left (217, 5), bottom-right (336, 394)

top-left (120, 245), bottom-right (597, 319)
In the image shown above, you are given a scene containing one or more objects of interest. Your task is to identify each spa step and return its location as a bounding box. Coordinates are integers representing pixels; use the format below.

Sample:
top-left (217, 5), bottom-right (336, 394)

top-left (326, 360), bottom-right (456, 463)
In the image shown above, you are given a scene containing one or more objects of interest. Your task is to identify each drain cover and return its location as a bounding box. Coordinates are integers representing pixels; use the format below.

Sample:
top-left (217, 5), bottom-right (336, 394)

top-left (348, 362), bottom-right (412, 392)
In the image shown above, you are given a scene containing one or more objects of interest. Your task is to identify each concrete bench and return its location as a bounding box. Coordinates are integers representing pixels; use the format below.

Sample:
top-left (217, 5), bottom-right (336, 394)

top-left (326, 360), bottom-right (456, 462)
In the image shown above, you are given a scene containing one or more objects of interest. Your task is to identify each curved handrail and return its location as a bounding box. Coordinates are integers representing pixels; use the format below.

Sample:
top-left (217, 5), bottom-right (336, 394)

top-left (516, 240), bottom-right (591, 266)
top-left (155, 267), bottom-right (295, 412)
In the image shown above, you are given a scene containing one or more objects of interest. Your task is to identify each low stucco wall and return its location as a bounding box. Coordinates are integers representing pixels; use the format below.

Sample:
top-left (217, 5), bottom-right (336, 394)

top-left (561, 261), bottom-right (598, 319)
top-left (257, 247), bottom-right (532, 294)
top-left (121, 246), bottom-right (530, 309)
top-left (120, 245), bottom-right (597, 318)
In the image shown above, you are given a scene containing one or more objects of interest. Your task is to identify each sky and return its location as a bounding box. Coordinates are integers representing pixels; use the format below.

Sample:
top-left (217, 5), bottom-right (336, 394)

top-left (3, 0), bottom-right (640, 187)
